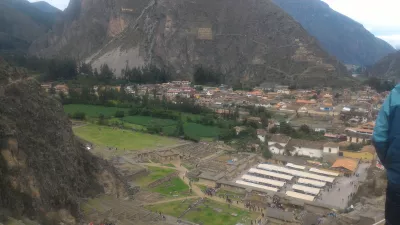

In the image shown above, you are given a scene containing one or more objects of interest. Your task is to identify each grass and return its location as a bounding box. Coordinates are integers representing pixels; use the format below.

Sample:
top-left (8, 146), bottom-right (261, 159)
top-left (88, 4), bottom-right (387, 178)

top-left (122, 116), bottom-right (177, 127)
top-left (163, 163), bottom-right (175, 168)
top-left (184, 123), bottom-right (222, 138)
top-left (135, 166), bottom-right (176, 187)
top-left (151, 177), bottom-right (191, 196)
top-left (147, 198), bottom-right (198, 217)
top-left (64, 104), bottom-right (129, 118)
top-left (72, 124), bottom-right (178, 150)
top-left (108, 118), bottom-right (146, 130)
top-left (147, 198), bottom-right (258, 225)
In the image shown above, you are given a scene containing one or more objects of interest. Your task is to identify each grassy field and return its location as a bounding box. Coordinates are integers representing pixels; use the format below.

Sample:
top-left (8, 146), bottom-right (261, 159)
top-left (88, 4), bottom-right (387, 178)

top-left (64, 104), bottom-right (129, 118)
top-left (122, 116), bottom-right (177, 127)
top-left (73, 124), bottom-right (179, 150)
top-left (151, 177), bottom-right (190, 196)
top-left (135, 166), bottom-right (176, 187)
top-left (147, 198), bottom-right (258, 225)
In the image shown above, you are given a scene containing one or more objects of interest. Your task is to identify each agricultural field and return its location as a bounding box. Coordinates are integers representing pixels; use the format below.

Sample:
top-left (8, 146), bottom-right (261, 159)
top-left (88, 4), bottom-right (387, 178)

top-left (72, 124), bottom-right (179, 150)
top-left (135, 166), bottom-right (176, 187)
top-left (147, 198), bottom-right (258, 225)
top-left (64, 104), bottom-right (129, 118)
top-left (122, 116), bottom-right (177, 127)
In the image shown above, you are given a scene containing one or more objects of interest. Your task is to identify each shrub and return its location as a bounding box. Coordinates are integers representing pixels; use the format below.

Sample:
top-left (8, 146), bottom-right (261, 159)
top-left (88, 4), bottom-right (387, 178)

top-left (72, 112), bottom-right (86, 120)
top-left (115, 110), bottom-right (125, 118)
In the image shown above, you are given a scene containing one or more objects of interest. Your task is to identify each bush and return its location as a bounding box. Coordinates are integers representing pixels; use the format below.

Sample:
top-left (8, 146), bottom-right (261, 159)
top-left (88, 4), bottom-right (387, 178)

top-left (115, 110), bottom-right (125, 118)
top-left (72, 112), bottom-right (86, 120)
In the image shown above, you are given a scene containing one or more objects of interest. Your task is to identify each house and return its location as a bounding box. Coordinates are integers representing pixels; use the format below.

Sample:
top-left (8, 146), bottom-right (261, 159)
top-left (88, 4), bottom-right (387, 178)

top-left (296, 99), bottom-right (316, 105)
top-left (269, 143), bottom-right (286, 155)
top-left (234, 126), bottom-right (247, 135)
top-left (54, 84), bottom-right (69, 94)
top-left (257, 129), bottom-right (267, 142)
top-left (345, 128), bottom-right (373, 144)
top-left (41, 83), bottom-right (52, 92)
top-left (285, 139), bottom-right (326, 158)
top-left (323, 142), bottom-right (340, 154)
top-left (331, 158), bottom-right (359, 176)
top-left (268, 134), bottom-right (291, 147)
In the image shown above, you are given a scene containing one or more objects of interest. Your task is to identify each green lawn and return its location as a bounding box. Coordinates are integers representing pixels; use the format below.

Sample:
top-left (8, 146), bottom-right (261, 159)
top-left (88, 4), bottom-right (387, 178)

top-left (73, 124), bottom-right (178, 150)
top-left (184, 123), bottom-right (222, 138)
top-left (64, 104), bottom-right (129, 118)
top-left (122, 116), bottom-right (177, 127)
top-left (135, 166), bottom-right (176, 186)
top-left (147, 198), bottom-right (258, 225)
top-left (151, 177), bottom-right (190, 196)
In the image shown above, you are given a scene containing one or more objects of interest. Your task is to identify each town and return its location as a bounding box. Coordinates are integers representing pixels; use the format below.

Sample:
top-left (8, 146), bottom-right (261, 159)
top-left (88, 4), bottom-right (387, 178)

top-left (40, 79), bottom-right (387, 225)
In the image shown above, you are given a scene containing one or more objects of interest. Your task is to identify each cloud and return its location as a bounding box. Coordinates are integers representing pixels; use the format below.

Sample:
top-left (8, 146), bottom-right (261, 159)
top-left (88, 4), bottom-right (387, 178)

top-left (29, 0), bottom-right (69, 10)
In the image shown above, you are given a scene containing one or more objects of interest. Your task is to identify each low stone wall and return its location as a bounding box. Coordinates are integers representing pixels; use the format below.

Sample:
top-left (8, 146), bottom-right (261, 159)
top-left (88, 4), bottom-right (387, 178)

top-left (147, 172), bottom-right (179, 188)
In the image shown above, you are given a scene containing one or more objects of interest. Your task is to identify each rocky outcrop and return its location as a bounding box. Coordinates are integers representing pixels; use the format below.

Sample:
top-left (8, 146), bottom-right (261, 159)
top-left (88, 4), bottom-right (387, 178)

top-left (0, 60), bottom-right (127, 224)
top-left (30, 0), bottom-right (351, 87)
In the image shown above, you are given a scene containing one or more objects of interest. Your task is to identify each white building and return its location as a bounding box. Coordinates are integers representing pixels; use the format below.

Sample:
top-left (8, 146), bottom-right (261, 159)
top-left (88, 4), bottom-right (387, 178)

top-left (286, 139), bottom-right (325, 158)
top-left (323, 142), bottom-right (340, 154)
top-left (268, 134), bottom-right (291, 147)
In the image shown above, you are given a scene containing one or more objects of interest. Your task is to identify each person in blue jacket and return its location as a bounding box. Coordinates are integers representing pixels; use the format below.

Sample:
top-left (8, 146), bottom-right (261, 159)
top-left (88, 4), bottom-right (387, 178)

top-left (373, 84), bottom-right (400, 225)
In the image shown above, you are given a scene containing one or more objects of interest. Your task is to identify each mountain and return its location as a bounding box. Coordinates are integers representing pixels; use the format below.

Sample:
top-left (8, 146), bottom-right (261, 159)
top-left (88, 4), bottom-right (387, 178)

top-left (0, 59), bottom-right (127, 224)
top-left (0, 0), bottom-right (58, 52)
top-left (368, 51), bottom-right (400, 78)
top-left (272, 0), bottom-right (396, 66)
top-left (30, 0), bottom-right (351, 88)
top-left (31, 1), bottom-right (61, 13)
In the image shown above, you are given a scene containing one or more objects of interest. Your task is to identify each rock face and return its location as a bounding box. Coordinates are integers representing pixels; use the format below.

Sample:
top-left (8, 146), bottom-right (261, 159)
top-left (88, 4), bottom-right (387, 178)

top-left (0, 60), bottom-right (127, 224)
top-left (0, 0), bottom-right (59, 52)
top-left (272, 0), bottom-right (396, 66)
top-left (30, 0), bottom-right (350, 87)
top-left (368, 51), bottom-right (400, 78)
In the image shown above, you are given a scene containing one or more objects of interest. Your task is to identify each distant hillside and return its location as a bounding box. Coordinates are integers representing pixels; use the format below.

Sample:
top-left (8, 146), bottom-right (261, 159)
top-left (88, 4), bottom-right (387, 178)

top-left (31, 1), bottom-right (61, 13)
top-left (272, 0), bottom-right (396, 66)
top-left (31, 0), bottom-right (351, 88)
top-left (368, 51), bottom-right (400, 78)
top-left (0, 0), bottom-right (58, 52)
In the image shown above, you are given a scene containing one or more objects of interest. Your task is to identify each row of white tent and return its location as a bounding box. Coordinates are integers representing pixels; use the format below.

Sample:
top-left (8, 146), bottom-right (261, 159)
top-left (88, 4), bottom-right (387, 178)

top-left (286, 163), bottom-right (339, 177)
top-left (248, 168), bottom-right (294, 181)
top-left (258, 164), bottom-right (335, 183)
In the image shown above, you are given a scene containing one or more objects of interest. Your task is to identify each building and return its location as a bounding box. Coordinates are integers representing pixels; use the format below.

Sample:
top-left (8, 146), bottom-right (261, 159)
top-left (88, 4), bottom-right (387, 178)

top-left (331, 158), bottom-right (359, 176)
top-left (345, 128), bottom-right (372, 144)
top-left (323, 142), bottom-right (340, 154)
top-left (54, 84), bottom-right (69, 95)
top-left (268, 134), bottom-right (291, 147)
top-left (286, 139), bottom-right (326, 158)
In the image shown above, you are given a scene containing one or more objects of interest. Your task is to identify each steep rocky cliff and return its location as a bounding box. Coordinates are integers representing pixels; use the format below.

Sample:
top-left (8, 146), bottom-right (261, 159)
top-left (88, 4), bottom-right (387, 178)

top-left (272, 0), bottom-right (396, 66)
top-left (30, 0), bottom-right (350, 87)
top-left (0, 59), bottom-right (127, 224)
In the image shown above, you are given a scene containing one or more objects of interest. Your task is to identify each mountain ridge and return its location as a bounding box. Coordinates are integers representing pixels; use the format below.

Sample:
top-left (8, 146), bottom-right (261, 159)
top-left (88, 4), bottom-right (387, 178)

top-left (30, 0), bottom-right (351, 88)
top-left (272, 0), bottom-right (396, 66)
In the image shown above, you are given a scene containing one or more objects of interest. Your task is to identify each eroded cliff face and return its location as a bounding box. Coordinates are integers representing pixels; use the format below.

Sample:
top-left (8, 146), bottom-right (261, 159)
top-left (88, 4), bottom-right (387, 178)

top-left (0, 60), bottom-right (127, 224)
top-left (30, 0), bottom-right (350, 87)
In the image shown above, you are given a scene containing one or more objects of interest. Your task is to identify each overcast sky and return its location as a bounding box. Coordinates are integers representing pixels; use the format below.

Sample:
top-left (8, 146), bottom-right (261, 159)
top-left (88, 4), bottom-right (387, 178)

top-left (30, 0), bottom-right (400, 48)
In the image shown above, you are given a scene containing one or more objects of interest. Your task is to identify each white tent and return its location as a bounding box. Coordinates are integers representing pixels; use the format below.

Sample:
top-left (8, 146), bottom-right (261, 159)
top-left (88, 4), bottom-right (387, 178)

top-left (236, 180), bottom-right (278, 192)
top-left (286, 163), bottom-right (306, 170)
top-left (257, 164), bottom-right (335, 183)
top-left (248, 168), bottom-right (293, 181)
top-left (297, 178), bottom-right (326, 188)
top-left (242, 174), bottom-right (285, 187)
top-left (292, 184), bottom-right (320, 195)
top-left (286, 191), bottom-right (315, 201)
top-left (309, 168), bottom-right (339, 177)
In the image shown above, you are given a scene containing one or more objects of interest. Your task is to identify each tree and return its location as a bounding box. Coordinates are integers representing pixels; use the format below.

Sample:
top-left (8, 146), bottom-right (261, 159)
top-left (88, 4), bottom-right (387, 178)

top-left (299, 124), bottom-right (311, 134)
top-left (175, 117), bottom-right (185, 136)
top-left (115, 110), bottom-right (125, 118)
top-left (98, 113), bottom-right (108, 125)
top-left (269, 126), bottom-right (278, 134)
top-left (79, 62), bottom-right (93, 75)
top-left (72, 112), bottom-right (86, 120)
top-left (98, 64), bottom-right (114, 84)
top-left (262, 145), bottom-right (272, 159)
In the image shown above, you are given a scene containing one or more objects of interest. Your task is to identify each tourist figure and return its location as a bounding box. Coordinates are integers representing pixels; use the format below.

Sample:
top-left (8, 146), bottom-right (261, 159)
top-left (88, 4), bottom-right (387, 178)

top-left (373, 87), bottom-right (400, 224)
